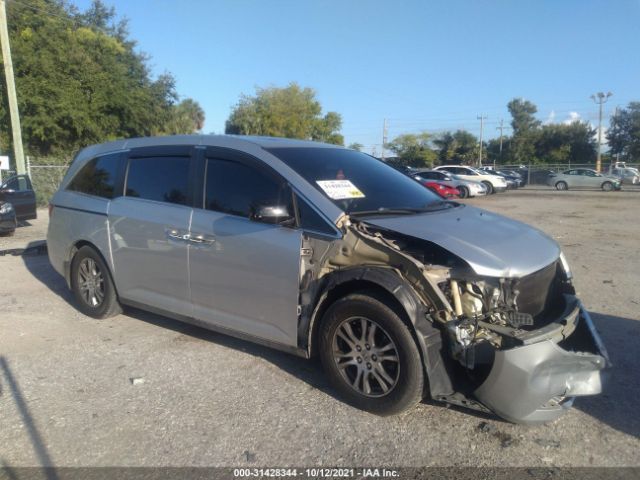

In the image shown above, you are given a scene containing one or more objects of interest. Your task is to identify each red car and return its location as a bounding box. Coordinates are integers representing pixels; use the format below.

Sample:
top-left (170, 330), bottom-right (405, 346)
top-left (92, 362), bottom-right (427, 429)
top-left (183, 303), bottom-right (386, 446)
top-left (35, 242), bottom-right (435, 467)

top-left (418, 180), bottom-right (460, 198)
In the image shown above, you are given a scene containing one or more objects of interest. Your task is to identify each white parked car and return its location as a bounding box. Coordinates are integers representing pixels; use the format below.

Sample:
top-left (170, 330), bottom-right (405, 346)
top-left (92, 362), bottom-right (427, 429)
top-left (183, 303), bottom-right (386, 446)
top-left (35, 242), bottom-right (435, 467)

top-left (434, 165), bottom-right (508, 194)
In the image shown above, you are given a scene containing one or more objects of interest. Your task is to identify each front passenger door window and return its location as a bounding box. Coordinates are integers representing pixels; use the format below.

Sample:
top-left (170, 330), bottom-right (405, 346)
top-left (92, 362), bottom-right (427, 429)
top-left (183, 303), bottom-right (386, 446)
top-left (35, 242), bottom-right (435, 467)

top-left (204, 158), bottom-right (292, 221)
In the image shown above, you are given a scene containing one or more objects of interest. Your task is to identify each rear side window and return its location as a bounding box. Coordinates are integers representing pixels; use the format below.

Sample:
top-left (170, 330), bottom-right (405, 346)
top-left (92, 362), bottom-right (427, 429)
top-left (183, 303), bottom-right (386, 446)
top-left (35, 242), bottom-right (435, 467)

top-left (67, 154), bottom-right (120, 198)
top-left (126, 156), bottom-right (190, 206)
top-left (205, 158), bottom-right (291, 219)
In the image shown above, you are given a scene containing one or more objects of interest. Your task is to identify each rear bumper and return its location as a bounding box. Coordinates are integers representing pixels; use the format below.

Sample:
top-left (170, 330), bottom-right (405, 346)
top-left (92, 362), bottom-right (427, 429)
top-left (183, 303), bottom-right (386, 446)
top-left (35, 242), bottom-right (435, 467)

top-left (473, 300), bottom-right (609, 424)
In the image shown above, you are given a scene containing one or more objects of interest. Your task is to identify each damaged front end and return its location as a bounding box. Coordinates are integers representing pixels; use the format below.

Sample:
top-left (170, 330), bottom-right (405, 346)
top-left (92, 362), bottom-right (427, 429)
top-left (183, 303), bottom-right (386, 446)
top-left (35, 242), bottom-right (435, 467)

top-left (303, 215), bottom-right (610, 424)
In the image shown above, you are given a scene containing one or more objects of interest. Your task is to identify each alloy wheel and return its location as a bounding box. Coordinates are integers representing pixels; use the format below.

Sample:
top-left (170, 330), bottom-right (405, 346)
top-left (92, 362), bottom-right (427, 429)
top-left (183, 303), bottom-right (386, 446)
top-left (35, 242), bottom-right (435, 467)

top-left (332, 316), bottom-right (400, 397)
top-left (77, 257), bottom-right (105, 307)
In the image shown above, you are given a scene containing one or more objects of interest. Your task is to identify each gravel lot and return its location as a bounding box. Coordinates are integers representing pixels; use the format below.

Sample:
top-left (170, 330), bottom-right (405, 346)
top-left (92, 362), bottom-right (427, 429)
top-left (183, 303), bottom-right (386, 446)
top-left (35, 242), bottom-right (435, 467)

top-left (1, 187), bottom-right (639, 468)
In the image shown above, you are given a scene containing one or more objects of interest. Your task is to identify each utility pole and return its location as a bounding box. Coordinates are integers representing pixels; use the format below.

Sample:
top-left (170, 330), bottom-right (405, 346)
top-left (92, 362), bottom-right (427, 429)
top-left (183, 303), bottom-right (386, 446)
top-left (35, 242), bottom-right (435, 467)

top-left (477, 115), bottom-right (487, 167)
top-left (495, 119), bottom-right (508, 168)
top-left (590, 91), bottom-right (612, 173)
top-left (0, 0), bottom-right (25, 174)
top-left (381, 118), bottom-right (388, 161)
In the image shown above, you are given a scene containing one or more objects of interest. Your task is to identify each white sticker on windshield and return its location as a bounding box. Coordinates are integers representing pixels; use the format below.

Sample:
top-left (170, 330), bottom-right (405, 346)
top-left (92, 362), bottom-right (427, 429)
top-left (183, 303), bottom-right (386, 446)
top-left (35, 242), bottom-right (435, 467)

top-left (316, 180), bottom-right (365, 200)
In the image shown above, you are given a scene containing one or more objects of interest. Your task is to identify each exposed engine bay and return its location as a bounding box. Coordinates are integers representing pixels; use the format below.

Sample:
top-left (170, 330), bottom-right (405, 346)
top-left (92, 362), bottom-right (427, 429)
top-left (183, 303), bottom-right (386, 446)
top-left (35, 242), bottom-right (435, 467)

top-left (298, 215), bottom-right (609, 423)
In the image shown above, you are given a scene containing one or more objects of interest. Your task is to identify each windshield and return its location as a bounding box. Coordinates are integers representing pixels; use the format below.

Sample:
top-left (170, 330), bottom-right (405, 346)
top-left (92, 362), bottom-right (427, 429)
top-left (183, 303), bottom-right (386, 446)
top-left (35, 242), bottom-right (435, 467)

top-left (268, 147), bottom-right (444, 214)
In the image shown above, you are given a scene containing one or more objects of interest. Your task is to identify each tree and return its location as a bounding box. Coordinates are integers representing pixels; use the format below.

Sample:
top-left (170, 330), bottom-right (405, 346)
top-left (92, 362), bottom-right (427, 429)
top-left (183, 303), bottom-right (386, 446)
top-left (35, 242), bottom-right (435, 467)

top-left (486, 137), bottom-right (512, 165)
top-left (347, 142), bottom-right (364, 151)
top-left (0, 0), bottom-right (194, 156)
top-left (225, 83), bottom-right (344, 145)
top-left (162, 99), bottom-right (206, 135)
top-left (507, 98), bottom-right (541, 163)
top-left (433, 130), bottom-right (478, 165)
top-left (385, 132), bottom-right (436, 167)
top-left (535, 121), bottom-right (596, 164)
top-left (607, 102), bottom-right (640, 161)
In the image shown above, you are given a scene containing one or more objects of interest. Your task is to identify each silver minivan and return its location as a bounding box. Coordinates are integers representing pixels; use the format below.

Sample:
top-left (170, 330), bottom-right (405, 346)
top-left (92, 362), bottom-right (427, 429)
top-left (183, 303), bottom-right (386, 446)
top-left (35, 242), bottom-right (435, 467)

top-left (48, 135), bottom-right (608, 423)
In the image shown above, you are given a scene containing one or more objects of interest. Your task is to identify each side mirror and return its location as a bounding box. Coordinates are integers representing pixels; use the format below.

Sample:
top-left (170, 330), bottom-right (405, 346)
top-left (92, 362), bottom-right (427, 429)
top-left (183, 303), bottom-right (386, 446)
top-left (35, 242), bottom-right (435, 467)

top-left (253, 205), bottom-right (294, 226)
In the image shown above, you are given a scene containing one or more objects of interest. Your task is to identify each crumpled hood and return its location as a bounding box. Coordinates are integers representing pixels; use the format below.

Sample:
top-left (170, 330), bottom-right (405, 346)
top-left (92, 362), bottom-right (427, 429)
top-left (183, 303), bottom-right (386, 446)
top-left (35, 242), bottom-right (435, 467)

top-left (363, 204), bottom-right (561, 278)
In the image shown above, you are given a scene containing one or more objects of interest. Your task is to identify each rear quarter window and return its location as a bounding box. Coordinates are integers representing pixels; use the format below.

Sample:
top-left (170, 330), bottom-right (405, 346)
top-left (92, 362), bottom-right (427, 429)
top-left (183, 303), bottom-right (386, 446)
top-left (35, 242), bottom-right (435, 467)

top-left (67, 153), bottom-right (121, 199)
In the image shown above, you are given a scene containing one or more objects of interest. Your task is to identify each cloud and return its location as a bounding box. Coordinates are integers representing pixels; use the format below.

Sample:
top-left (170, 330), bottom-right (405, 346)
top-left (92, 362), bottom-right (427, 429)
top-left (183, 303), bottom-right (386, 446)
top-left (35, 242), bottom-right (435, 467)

top-left (544, 110), bottom-right (556, 124)
top-left (563, 112), bottom-right (581, 124)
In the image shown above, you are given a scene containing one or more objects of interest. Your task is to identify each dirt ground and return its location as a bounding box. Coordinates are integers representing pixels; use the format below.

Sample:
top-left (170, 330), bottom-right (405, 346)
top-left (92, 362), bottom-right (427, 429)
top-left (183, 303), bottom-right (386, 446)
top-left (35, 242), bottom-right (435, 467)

top-left (0, 186), bottom-right (639, 468)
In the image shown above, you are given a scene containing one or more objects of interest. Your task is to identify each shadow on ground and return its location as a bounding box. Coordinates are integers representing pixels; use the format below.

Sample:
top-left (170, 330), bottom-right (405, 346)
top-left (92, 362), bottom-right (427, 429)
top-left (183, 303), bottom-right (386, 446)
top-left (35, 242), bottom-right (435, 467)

top-left (1, 357), bottom-right (59, 479)
top-left (574, 312), bottom-right (640, 439)
top-left (21, 247), bottom-right (640, 438)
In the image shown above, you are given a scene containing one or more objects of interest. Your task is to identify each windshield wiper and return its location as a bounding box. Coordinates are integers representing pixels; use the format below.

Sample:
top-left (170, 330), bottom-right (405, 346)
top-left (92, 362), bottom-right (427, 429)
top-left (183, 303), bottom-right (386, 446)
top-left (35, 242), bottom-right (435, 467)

top-left (349, 202), bottom-right (458, 217)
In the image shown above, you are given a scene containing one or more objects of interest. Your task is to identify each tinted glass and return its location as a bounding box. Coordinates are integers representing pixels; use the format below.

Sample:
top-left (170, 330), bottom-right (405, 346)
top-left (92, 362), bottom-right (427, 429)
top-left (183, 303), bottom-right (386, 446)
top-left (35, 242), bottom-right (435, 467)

top-left (205, 158), bottom-right (291, 219)
top-left (268, 148), bottom-right (441, 214)
top-left (417, 172), bottom-right (438, 180)
top-left (126, 156), bottom-right (190, 205)
top-left (3, 176), bottom-right (28, 191)
top-left (296, 195), bottom-right (336, 235)
top-left (68, 154), bottom-right (120, 198)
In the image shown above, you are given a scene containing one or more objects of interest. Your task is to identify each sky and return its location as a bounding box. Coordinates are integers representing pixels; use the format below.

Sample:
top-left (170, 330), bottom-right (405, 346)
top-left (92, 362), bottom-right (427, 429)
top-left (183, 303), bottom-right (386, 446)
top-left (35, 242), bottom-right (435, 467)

top-left (72, 0), bottom-right (640, 155)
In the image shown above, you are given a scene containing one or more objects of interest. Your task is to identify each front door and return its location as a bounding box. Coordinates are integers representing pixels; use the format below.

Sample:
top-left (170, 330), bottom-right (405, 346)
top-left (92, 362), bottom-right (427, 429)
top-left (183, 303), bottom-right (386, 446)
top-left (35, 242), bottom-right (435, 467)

top-left (0, 175), bottom-right (37, 220)
top-left (189, 151), bottom-right (302, 347)
top-left (109, 146), bottom-right (195, 318)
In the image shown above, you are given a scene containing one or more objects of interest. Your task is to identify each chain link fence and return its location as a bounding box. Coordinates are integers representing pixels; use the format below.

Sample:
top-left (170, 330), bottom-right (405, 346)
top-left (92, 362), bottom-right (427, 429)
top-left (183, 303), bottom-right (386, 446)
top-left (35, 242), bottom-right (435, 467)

top-left (0, 156), bottom-right (71, 206)
top-left (495, 162), bottom-right (640, 185)
top-left (27, 157), bottom-right (70, 206)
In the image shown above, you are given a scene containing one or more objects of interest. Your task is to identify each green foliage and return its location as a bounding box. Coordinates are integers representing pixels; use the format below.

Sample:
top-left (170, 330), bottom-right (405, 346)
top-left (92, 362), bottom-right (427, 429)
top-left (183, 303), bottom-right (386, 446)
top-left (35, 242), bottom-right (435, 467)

top-left (385, 132), bottom-right (436, 167)
top-left (507, 98), bottom-right (541, 163)
top-left (535, 121), bottom-right (596, 164)
top-left (225, 83), bottom-right (344, 145)
top-left (607, 102), bottom-right (640, 161)
top-left (347, 142), bottom-right (364, 151)
top-left (0, 0), bottom-right (203, 157)
top-left (161, 99), bottom-right (206, 135)
top-left (433, 130), bottom-right (478, 165)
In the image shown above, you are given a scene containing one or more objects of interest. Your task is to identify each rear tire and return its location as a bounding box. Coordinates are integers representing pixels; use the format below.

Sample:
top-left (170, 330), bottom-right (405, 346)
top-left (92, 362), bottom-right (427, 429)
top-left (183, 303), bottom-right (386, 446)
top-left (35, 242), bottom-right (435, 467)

top-left (555, 181), bottom-right (568, 191)
top-left (457, 186), bottom-right (469, 198)
top-left (71, 246), bottom-right (122, 319)
top-left (319, 294), bottom-right (424, 416)
top-left (482, 181), bottom-right (494, 195)
top-left (601, 181), bottom-right (613, 192)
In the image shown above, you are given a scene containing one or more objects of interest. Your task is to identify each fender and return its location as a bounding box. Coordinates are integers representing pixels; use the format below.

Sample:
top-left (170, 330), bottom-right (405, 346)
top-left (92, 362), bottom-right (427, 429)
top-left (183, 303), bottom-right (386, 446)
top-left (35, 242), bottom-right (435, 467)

top-left (303, 266), bottom-right (455, 399)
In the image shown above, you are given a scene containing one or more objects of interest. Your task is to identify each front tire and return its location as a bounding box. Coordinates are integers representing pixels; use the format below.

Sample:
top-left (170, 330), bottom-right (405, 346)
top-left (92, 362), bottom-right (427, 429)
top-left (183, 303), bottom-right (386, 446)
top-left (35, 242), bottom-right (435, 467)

top-left (319, 294), bottom-right (424, 416)
top-left (555, 181), bottom-right (568, 191)
top-left (71, 246), bottom-right (122, 319)
top-left (482, 181), bottom-right (494, 195)
top-left (601, 181), bottom-right (613, 192)
top-left (457, 186), bottom-right (469, 198)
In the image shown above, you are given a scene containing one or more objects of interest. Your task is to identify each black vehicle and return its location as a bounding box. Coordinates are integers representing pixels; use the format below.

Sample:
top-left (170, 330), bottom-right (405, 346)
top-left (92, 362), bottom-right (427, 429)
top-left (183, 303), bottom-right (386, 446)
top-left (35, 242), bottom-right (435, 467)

top-left (493, 170), bottom-right (522, 189)
top-left (0, 200), bottom-right (17, 236)
top-left (520, 168), bottom-right (556, 186)
top-left (499, 170), bottom-right (526, 187)
top-left (0, 174), bottom-right (37, 221)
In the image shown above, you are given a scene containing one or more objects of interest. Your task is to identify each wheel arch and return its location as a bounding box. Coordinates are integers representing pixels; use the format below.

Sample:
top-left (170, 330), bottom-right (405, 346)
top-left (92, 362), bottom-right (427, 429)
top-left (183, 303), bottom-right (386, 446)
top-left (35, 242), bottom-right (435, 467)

top-left (65, 240), bottom-right (114, 291)
top-left (305, 267), bottom-right (455, 399)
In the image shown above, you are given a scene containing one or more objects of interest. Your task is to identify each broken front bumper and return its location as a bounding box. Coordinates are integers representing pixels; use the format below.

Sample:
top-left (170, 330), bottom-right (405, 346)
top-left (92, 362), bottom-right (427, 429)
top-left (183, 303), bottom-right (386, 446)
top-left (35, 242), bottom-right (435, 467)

top-left (473, 300), bottom-right (610, 424)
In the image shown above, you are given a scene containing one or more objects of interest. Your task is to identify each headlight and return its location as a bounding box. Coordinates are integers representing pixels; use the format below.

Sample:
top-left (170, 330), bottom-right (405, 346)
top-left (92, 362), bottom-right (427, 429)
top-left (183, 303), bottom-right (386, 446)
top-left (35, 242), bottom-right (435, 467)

top-left (0, 203), bottom-right (14, 215)
top-left (559, 251), bottom-right (572, 279)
